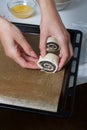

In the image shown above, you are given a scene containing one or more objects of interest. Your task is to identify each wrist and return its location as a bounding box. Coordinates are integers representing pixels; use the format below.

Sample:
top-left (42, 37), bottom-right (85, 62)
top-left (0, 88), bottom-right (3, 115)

top-left (38, 0), bottom-right (57, 16)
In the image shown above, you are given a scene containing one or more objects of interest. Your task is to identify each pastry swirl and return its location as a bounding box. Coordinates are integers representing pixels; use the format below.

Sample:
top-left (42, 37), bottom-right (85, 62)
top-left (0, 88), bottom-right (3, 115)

top-left (46, 42), bottom-right (60, 53)
top-left (46, 37), bottom-right (60, 53)
top-left (39, 61), bottom-right (56, 72)
top-left (37, 53), bottom-right (58, 73)
top-left (37, 37), bottom-right (59, 73)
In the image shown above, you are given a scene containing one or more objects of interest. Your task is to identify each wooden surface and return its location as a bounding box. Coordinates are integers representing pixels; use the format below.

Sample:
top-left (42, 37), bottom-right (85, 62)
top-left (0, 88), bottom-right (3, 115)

top-left (0, 34), bottom-right (65, 112)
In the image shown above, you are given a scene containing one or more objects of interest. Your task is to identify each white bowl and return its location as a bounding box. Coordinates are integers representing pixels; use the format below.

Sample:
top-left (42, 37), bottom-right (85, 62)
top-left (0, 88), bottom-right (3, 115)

top-left (56, 0), bottom-right (72, 11)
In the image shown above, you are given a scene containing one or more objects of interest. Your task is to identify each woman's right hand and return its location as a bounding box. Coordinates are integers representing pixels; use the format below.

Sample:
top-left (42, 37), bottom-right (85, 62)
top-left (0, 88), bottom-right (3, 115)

top-left (38, 0), bottom-right (73, 71)
top-left (0, 17), bottom-right (39, 69)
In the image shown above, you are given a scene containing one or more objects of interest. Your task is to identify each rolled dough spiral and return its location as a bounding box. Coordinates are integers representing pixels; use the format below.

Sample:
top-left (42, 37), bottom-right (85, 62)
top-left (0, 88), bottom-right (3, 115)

top-left (37, 37), bottom-right (60, 73)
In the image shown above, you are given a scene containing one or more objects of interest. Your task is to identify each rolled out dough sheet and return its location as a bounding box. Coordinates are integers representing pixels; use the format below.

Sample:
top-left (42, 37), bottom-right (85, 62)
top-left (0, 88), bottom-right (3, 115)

top-left (0, 33), bottom-right (65, 112)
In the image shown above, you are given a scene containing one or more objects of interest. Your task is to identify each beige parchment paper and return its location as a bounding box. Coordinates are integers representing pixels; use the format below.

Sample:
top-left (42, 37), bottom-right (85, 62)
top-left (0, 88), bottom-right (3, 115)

top-left (0, 33), bottom-right (65, 112)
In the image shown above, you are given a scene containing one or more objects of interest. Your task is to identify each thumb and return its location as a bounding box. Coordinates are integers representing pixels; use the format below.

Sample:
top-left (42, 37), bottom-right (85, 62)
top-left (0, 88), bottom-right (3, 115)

top-left (39, 33), bottom-right (47, 57)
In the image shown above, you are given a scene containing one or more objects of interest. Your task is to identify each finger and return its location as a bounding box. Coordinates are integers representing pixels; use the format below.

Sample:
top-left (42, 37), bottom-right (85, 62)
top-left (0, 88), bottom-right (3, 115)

top-left (69, 42), bottom-right (74, 59)
top-left (14, 31), bottom-right (38, 58)
top-left (58, 41), bottom-right (74, 71)
top-left (39, 32), bottom-right (47, 57)
top-left (21, 52), bottom-right (38, 62)
top-left (13, 54), bottom-right (39, 69)
top-left (18, 38), bottom-right (38, 58)
top-left (58, 47), bottom-right (69, 70)
top-left (6, 43), bottom-right (39, 69)
top-left (18, 44), bottom-right (39, 61)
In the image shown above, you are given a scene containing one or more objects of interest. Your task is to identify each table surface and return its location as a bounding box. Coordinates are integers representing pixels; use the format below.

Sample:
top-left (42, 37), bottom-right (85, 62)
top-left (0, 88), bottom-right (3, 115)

top-left (0, 0), bottom-right (87, 85)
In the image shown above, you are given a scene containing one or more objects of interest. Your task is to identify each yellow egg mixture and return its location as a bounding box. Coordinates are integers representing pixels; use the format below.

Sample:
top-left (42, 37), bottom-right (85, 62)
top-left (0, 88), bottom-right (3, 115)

top-left (10, 5), bottom-right (34, 18)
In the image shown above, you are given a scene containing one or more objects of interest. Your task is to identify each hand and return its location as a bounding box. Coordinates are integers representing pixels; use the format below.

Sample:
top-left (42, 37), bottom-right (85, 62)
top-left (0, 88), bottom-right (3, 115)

top-left (38, 0), bottom-right (73, 70)
top-left (0, 17), bottom-right (39, 69)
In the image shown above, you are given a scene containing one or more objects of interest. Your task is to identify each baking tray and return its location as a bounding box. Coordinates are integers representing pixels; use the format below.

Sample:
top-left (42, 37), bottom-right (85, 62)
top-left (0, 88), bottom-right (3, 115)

top-left (0, 23), bottom-right (82, 117)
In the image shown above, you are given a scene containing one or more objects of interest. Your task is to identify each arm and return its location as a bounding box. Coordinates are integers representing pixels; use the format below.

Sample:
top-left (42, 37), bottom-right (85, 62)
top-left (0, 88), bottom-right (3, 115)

top-left (0, 16), bottom-right (38, 69)
top-left (37, 0), bottom-right (73, 70)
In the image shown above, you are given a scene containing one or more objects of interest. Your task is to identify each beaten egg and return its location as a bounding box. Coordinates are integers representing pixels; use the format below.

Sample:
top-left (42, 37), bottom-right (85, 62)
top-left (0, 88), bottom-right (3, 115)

top-left (10, 5), bottom-right (34, 18)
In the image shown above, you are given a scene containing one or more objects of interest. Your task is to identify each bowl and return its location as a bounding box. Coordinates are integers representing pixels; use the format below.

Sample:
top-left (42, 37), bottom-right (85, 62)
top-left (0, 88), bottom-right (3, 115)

top-left (55, 0), bottom-right (72, 11)
top-left (7, 0), bottom-right (36, 18)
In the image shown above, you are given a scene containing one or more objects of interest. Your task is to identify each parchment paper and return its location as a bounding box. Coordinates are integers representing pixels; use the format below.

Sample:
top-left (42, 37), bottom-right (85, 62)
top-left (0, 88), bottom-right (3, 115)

top-left (0, 34), bottom-right (65, 112)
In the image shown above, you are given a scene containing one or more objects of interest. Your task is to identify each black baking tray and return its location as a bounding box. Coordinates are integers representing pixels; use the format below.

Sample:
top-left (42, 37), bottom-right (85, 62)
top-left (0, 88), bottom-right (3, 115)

top-left (0, 23), bottom-right (82, 117)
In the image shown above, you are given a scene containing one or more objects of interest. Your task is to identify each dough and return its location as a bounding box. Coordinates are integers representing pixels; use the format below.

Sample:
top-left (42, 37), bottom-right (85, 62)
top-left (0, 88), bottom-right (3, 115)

top-left (37, 37), bottom-right (60, 73)
top-left (37, 53), bottom-right (59, 73)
